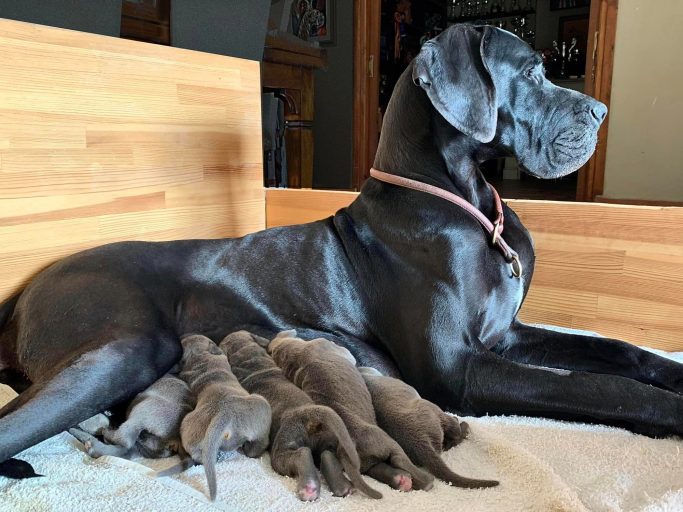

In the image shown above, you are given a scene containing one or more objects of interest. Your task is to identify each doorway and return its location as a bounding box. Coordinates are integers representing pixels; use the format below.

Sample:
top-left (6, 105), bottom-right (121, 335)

top-left (352, 0), bottom-right (617, 201)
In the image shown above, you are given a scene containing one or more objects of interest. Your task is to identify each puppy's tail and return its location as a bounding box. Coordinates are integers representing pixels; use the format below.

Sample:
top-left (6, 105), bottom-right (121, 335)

top-left (202, 413), bottom-right (235, 501)
top-left (322, 408), bottom-right (382, 499)
top-left (420, 448), bottom-right (499, 489)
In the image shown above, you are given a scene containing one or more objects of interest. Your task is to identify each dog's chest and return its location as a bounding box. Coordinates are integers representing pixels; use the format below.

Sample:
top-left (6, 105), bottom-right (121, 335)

top-left (478, 268), bottom-right (525, 347)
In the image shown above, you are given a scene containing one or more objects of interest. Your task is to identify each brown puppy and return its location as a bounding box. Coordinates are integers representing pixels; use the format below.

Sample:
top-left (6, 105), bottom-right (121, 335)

top-left (268, 330), bottom-right (434, 492)
top-left (179, 334), bottom-right (272, 501)
top-left (358, 367), bottom-right (499, 488)
top-left (219, 330), bottom-right (381, 501)
top-left (69, 374), bottom-right (193, 460)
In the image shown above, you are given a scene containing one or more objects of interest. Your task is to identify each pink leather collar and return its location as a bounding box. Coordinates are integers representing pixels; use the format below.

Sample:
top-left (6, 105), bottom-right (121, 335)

top-left (369, 168), bottom-right (522, 278)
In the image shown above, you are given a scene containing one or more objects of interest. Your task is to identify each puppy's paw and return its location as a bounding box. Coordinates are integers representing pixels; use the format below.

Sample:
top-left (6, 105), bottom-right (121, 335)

top-left (297, 480), bottom-right (320, 501)
top-left (395, 473), bottom-right (412, 492)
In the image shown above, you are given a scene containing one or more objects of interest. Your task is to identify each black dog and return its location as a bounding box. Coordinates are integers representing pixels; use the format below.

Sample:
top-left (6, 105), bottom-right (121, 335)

top-left (1, 24), bottom-right (682, 476)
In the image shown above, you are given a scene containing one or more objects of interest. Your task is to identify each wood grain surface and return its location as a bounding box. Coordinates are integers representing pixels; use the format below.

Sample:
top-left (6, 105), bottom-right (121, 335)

top-left (266, 189), bottom-right (683, 351)
top-left (0, 19), bottom-right (264, 301)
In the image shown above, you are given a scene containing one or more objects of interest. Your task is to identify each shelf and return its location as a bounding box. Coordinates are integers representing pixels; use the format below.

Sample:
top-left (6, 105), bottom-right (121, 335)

top-left (449, 9), bottom-right (535, 23)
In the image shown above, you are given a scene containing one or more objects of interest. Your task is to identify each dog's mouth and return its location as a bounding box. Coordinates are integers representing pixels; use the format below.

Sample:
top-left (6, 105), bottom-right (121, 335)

top-left (554, 121), bottom-right (597, 157)
top-left (526, 121), bottom-right (598, 179)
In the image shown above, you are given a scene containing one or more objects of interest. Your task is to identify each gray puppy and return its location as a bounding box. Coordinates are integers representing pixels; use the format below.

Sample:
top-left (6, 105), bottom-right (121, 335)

top-left (69, 374), bottom-right (193, 459)
top-left (359, 367), bottom-right (499, 488)
top-left (219, 330), bottom-right (381, 501)
top-left (268, 331), bottom-right (434, 492)
top-left (178, 333), bottom-right (271, 501)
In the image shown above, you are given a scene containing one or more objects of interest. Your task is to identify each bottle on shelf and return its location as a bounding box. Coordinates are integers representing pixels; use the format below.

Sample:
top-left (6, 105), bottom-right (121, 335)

top-left (447, 0), bottom-right (462, 22)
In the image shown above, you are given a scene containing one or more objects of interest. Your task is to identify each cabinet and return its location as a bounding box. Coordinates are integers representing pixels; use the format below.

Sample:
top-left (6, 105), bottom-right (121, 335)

top-left (262, 36), bottom-right (327, 189)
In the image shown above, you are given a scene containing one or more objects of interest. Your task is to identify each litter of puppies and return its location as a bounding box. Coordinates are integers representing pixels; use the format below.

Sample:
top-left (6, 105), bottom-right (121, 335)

top-left (69, 329), bottom-right (499, 502)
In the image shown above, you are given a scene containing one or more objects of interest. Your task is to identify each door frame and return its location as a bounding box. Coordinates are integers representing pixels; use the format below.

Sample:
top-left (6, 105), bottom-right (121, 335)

top-left (352, 0), bottom-right (381, 190)
top-left (352, 0), bottom-right (619, 199)
top-left (576, 0), bottom-right (618, 201)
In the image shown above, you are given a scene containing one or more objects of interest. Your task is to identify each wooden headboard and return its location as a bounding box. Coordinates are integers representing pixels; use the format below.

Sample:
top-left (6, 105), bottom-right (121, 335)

top-left (0, 19), bottom-right (265, 301)
top-left (266, 189), bottom-right (683, 352)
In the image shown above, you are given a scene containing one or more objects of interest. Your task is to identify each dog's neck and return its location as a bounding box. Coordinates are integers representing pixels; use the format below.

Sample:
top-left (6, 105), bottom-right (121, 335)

top-left (373, 66), bottom-right (502, 214)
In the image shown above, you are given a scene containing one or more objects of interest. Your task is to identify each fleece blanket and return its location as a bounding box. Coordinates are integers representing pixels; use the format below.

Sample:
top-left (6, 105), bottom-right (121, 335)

top-left (1, 344), bottom-right (682, 512)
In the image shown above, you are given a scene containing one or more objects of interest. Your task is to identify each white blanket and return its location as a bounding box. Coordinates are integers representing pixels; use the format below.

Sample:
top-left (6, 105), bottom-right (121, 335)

top-left (1, 347), bottom-right (682, 512)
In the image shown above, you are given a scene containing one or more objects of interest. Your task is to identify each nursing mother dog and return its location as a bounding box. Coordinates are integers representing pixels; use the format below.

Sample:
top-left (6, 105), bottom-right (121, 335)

top-left (1, 23), bottom-right (682, 476)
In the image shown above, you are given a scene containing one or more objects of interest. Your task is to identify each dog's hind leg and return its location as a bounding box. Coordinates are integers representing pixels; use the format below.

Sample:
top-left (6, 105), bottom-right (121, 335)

top-left (365, 462), bottom-right (413, 491)
top-left (271, 445), bottom-right (321, 501)
top-left (319, 450), bottom-right (353, 497)
top-left (0, 335), bottom-right (180, 466)
top-left (68, 428), bottom-right (132, 458)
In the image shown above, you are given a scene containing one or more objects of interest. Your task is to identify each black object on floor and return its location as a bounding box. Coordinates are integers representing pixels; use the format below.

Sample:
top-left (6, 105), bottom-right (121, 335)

top-left (0, 458), bottom-right (42, 479)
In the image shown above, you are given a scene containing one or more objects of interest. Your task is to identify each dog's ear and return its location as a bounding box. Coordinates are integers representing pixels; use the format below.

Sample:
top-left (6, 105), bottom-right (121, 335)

top-left (412, 25), bottom-right (497, 143)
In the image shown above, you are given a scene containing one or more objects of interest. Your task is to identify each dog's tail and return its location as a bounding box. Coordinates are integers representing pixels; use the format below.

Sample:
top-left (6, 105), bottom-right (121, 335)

top-left (202, 412), bottom-right (235, 501)
top-left (419, 447), bottom-right (499, 489)
top-left (319, 407), bottom-right (382, 499)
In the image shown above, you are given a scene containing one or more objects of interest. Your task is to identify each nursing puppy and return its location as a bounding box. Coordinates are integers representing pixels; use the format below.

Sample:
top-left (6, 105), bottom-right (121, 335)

top-left (179, 334), bottom-right (271, 501)
top-left (69, 374), bottom-right (193, 459)
top-left (268, 331), bottom-right (434, 492)
top-left (359, 367), bottom-right (499, 488)
top-left (219, 330), bottom-right (381, 501)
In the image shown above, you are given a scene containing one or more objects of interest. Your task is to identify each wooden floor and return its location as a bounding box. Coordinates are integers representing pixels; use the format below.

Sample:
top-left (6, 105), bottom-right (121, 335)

top-left (0, 19), bottom-right (265, 302)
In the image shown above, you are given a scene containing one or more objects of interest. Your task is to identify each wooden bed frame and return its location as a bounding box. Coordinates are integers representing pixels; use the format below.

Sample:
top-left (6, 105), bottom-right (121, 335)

top-left (2, 19), bottom-right (682, 352)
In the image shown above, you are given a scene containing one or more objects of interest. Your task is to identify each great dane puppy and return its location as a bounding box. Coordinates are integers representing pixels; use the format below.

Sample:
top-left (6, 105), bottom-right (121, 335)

top-left (0, 24), bottom-right (682, 476)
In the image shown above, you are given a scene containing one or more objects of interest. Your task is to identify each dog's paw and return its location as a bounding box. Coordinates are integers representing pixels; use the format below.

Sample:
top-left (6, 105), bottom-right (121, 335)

top-left (394, 473), bottom-right (412, 492)
top-left (297, 480), bottom-right (320, 501)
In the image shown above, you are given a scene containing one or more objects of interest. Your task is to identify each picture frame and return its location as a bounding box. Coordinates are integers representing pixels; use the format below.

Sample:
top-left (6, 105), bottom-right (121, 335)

top-left (550, 0), bottom-right (590, 10)
top-left (268, 0), bottom-right (294, 33)
top-left (290, 0), bottom-right (335, 46)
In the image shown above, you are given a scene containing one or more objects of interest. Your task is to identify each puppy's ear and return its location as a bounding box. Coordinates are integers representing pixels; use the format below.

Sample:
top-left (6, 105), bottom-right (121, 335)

top-left (412, 25), bottom-right (497, 143)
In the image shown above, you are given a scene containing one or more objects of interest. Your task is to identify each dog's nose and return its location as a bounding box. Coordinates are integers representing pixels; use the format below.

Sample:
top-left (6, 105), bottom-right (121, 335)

top-left (589, 101), bottom-right (608, 125)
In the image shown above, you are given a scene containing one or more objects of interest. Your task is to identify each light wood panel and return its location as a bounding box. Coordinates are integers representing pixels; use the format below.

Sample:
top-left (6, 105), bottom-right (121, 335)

top-left (0, 18), bottom-right (265, 302)
top-left (266, 189), bottom-right (683, 351)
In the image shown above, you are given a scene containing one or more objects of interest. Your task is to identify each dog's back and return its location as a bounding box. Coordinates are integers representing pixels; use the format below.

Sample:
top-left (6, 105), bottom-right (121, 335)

top-left (269, 333), bottom-right (376, 424)
top-left (268, 331), bottom-right (434, 490)
top-left (359, 367), bottom-right (498, 489)
top-left (219, 330), bottom-right (314, 436)
top-left (221, 330), bottom-right (382, 500)
top-left (179, 334), bottom-right (272, 500)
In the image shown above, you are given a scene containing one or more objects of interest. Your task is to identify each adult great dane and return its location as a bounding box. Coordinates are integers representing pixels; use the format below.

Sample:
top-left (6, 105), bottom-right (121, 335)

top-left (1, 24), bottom-right (682, 475)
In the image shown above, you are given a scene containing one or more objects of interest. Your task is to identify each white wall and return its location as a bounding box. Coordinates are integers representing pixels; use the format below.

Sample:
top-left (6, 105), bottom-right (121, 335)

top-left (602, 0), bottom-right (683, 202)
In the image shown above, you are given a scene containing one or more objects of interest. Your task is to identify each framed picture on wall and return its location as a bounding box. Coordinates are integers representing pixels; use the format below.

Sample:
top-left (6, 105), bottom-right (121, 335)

top-left (290, 0), bottom-right (335, 45)
top-left (550, 0), bottom-right (590, 10)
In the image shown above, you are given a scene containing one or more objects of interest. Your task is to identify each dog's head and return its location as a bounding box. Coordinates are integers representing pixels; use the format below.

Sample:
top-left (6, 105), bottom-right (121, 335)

top-left (412, 24), bottom-right (607, 179)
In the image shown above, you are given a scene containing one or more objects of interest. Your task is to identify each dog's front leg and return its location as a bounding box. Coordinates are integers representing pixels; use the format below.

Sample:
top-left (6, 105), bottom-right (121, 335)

top-left (493, 321), bottom-right (683, 394)
top-left (456, 351), bottom-right (683, 438)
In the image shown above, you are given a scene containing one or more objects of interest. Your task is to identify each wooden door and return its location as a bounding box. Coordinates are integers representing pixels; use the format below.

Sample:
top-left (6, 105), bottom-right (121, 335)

top-left (352, 0), bottom-right (381, 190)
